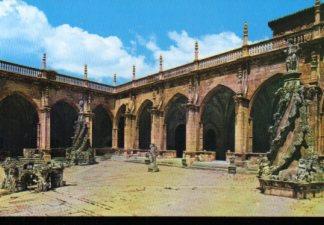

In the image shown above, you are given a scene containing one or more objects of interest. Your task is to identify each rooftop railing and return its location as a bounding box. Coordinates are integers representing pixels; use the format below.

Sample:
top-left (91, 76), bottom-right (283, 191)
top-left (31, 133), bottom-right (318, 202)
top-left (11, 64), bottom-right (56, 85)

top-left (0, 60), bottom-right (42, 77)
top-left (0, 24), bottom-right (320, 94)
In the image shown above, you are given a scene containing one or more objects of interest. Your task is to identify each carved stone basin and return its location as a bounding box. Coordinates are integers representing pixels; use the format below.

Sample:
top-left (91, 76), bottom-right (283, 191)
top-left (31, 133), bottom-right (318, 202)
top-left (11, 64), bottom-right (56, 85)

top-left (258, 178), bottom-right (324, 199)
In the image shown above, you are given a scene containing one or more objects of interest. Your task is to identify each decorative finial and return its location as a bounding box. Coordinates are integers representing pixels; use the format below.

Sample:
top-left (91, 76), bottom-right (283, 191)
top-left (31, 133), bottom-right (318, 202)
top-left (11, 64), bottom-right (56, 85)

top-left (159, 54), bottom-right (163, 72)
top-left (113, 73), bottom-right (117, 86)
top-left (84, 64), bottom-right (88, 80)
top-left (243, 22), bottom-right (248, 46)
top-left (194, 40), bottom-right (199, 61)
top-left (315, 0), bottom-right (321, 24)
top-left (42, 53), bottom-right (47, 69)
top-left (132, 65), bottom-right (136, 80)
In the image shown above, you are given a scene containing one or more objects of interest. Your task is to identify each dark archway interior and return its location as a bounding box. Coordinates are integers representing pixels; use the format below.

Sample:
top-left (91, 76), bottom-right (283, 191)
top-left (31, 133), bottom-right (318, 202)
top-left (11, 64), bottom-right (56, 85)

top-left (202, 86), bottom-right (235, 160)
top-left (117, 105), bottom-right (126, 148)
top-left (251, 76), bottom-right (286, 153)
top-left (0, 94), bottom-right (38, 158)
top-left (204, 129), bottom-right (217, 151)
top-left (138, 101), bottom-right (153, 150)
top-left (93, 106), bottom-right (112, 148)
top-left (175, 124), bottom-right (186, 157)
top-left (166, 95), bottom-right (188, 157)
top-left (51, 101), bottom-right (78, 148)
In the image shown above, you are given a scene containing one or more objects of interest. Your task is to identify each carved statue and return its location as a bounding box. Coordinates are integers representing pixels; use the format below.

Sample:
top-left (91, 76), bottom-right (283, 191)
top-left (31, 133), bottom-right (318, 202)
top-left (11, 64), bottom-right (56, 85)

top-left (285, 38), bottom-right (300, 73)
top-left (147, 143), bottom-right (159, 172)
top-left (257, 70), bottom-right (323, 183)
top-left (66, 99), bottom-right (95, 166)
top-left (153, 88), bottom-right (164, 111)
top-left (188, 77), bottom-right (199, 105)
top-left (237, 66), bottom-right (249, 96)
top-left (126, 94), bottom-right (136, 114)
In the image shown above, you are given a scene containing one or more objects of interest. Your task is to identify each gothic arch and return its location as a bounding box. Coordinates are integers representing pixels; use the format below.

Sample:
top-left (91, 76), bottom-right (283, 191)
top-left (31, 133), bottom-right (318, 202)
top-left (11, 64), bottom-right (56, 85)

top-left (50, 98), bottom-right (79, 113)
top-left (136, 100), bottom-right (153, 149)
top-left (92, 104), bottom-right (113, 148)
top-left (50, 100), bottom-right (78, 148)
top-left (200, 85), bottom-right (235, 160)
top-left (0, 93), bottom-right (39, 158)
top-left (199, 84), bottom-right (236, 120)
top-left (164, 93), bottom-right (188, 157)
top-left (0, 91), bottom-right (40, 113)
top-left (249, 73), bottom-right (287, 153)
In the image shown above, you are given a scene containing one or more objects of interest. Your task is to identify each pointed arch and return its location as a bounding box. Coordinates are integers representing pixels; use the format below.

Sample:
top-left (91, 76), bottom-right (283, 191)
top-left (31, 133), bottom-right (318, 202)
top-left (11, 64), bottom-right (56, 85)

top-left (116, 104), bottom-right (127, 148)
top-left (136, 100), bottom-right (153, 149)
top-left (249, 73), bottom-right (287, 153)
top-left (0, 93), bottom-right (39, 158)
top-left (164, 93), bottom-right (188, 157)
top-left (200, 85), bottom-right (235, 160)
top-left (50, 100), bottom-right (78, 148)
top-left (92, 104), bottom-right (113, 148)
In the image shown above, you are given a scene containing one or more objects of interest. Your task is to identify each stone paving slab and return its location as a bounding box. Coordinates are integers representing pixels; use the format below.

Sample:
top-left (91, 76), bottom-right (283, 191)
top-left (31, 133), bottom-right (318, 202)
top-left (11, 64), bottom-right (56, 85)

top-left (0, 160), bottom-right (323, 216)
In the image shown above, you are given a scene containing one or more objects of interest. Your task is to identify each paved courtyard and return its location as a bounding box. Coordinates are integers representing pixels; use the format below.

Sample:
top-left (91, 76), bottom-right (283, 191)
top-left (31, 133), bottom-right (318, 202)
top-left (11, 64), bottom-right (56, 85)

top-left (0, 159), bottom-right (323, 216)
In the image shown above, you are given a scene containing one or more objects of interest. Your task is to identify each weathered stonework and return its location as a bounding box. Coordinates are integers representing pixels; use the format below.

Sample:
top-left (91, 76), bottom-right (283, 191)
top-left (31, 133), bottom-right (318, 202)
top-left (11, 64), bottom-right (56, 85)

top-left (0, 3), bottom-right (322, 170)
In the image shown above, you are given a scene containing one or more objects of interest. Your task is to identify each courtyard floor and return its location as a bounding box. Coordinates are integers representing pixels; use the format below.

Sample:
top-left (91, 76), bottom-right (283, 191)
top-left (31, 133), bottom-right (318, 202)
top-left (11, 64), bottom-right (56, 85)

top-left (0, 159), bottom-right (323, 216)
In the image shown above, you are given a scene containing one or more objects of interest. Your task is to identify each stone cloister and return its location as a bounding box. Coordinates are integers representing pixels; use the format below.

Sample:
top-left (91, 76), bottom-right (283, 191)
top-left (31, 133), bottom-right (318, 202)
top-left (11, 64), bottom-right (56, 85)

top-left (0, 2), bottom-right (323, 164)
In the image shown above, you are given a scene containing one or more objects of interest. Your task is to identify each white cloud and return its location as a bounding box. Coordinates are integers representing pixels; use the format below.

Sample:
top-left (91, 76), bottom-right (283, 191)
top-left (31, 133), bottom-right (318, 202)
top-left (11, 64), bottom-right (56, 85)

top-left (0, 0), bottom-right (244, 83)
top-left (142, 30), bottom-right (242, 70)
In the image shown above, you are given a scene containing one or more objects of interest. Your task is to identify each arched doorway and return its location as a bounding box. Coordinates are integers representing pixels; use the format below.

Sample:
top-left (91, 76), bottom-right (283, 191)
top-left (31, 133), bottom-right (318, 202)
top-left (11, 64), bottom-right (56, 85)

top-left (0, 94), bottom-right (39, 158)
top-left (251, 75), bottom-right (286, 153)
top-left (201, 86), bottom-right (235, 160)
top-left (50, 101), bottom-right (78, 148)
top-left (165, 94), bottom-right (188, 158)
top-left (92, 105), bottom-right (112, 148)
top-left (138, 101), bottom-right (153, 150)
top-left (117, 105), bottom-right (126, 148)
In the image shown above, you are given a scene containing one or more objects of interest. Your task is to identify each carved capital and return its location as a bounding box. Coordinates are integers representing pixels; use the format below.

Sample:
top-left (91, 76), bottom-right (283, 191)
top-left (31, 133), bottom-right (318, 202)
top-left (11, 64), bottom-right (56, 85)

top-left (40, 106), bottom-right (51, 113)
top-left (186, 103), bottom-right (199, 112)
top-left (234, 94), bottom-right (249, 107)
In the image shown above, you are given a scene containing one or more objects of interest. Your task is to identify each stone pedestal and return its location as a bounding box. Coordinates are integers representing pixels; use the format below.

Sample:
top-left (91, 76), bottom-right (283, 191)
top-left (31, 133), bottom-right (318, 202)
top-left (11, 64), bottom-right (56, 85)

top-left (183, 151), bottom-right (216, 166)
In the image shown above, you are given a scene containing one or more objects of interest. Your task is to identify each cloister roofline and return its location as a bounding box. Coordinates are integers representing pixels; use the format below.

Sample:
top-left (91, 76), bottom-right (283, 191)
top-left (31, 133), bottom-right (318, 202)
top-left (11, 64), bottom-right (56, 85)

top-left (0, 20), bottom-right (323, 94)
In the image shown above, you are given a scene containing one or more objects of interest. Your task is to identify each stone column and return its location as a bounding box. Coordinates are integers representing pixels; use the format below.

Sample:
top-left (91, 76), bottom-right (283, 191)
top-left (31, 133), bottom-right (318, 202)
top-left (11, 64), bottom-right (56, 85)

top-left (186, 104), bottom-right (199, 152)
top-left (198, 122), bottom-right (203, 151)
top-left (234, 95), bottom-right (250, 154)
top-left (160, 116), bottom-right (166, 150)
top-left (83, 94), bottom-right (93, 147)
top-left (39, 87), bottom-right (51, 161)
top-left (112, 127), bottom-right (118, 148)
top-left (39, 107), bottom-right (51, 152)
top-left (124, 113), bottom-right (135, 150)
top-left (150, 108), bottom-right (160, 149)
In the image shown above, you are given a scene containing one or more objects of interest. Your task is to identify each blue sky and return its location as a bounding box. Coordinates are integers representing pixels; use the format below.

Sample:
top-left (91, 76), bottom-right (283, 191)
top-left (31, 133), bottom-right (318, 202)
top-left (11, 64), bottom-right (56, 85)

top-left (0, 0), bottom-right (317, 84)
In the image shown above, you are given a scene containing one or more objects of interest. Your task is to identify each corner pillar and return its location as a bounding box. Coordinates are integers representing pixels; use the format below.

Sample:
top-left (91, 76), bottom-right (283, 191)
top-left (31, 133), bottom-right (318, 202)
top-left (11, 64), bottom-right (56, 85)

top-left (151, 109), bottom-right (163, 150)
top-left (83, 94), bottom-right (93, 147)
top-left (39, 87), bottom-right (51, 161)
top-left (234, 95), bottom-right (250, 154)
top-left (186, 104), bottom-right (200, 152)
top-left (112, 127), bottom-right (118, 148)
top-left (124, 113), bottom-right (135, 150)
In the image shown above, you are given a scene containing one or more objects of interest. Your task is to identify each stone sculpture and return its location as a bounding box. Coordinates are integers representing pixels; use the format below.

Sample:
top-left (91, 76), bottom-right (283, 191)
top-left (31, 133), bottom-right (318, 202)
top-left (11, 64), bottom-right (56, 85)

top-left (257, 66), bottom-right (323, 198)
top-left (285, 38), bottom-right (300, 73)
top-left (65, 99), bottom-right (95, 166)
top-left (1, 149), bottom-right (64, 193)
top-left (147, 143), bottom-right (159, 172)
